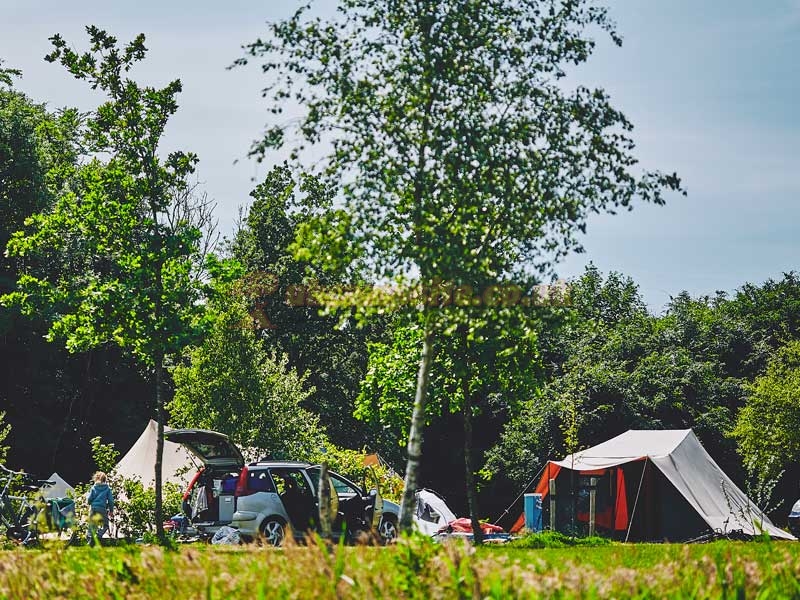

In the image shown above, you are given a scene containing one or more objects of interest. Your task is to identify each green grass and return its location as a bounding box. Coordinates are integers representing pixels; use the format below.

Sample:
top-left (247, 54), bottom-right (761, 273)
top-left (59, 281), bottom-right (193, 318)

top-left (1, 536), bottom-right (799, 599)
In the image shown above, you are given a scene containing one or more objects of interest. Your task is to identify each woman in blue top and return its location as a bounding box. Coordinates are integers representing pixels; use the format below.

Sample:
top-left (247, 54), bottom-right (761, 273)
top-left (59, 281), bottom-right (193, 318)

top-left (86, 471), bottom-right (114, 545)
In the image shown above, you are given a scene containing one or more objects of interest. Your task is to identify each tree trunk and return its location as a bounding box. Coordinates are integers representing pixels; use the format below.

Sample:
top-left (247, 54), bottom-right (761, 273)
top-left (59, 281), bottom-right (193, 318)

top-left (318, 462), bottom-right (332, 539)
top-left (398, 320), bottom-right (434, 533)
top-left (461, 378), bottom-right (483, 545)
top-left (154, 351), bottom-right (165, 540)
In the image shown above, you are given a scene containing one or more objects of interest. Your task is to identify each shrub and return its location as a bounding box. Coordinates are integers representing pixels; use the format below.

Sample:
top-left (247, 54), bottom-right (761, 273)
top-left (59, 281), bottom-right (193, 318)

top-left (310, 442), bottom-right (404, 503)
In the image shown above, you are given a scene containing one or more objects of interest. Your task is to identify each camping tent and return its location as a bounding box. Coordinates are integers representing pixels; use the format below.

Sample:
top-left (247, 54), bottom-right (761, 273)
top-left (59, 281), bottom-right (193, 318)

top-left (114, 420), bottom-right (198, 488)
top-left (510, 429), bottom-right (795, 541)
top-left (40, 472), bottom-right (75, 499)
top-left (414, 489), bottom-right (458, 536)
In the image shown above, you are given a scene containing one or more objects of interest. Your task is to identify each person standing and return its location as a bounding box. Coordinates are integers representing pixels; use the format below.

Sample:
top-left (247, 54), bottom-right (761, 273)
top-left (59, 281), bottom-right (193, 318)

top-left (86, 471), bottom-right (114, 545)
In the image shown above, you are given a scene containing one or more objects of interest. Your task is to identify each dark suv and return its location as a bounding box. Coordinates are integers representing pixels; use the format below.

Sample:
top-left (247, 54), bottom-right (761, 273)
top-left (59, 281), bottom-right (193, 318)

top-left (165, 429), bottom-right (400, 545)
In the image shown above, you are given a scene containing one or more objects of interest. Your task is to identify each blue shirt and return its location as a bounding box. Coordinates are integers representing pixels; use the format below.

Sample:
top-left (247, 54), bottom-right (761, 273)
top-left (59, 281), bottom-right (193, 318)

top-left (87, 483), bottom-right (114, 512)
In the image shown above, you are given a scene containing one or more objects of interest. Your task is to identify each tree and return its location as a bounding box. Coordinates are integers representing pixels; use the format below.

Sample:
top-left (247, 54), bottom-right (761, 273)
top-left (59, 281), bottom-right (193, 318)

top-left (485, 266), bottom-right (752, 515)
top-left (239, 0), bottom-right (684, 533)
top-left (357, 308), bottom-right (542, 534)
top-left (229, 166), bottom-right (376, 449)
top-left (0, 59), bottom-right (22, 87)
top-left (733, 340), bottom-right (800, 506)
top-left (1, 67), bottom-right (81, 307)
top-left (0, 411), bottom-right (10, 463)
top-left (0, 62), bottom-right (129, 480)
top-left (169, 285), bottom-right (326, 460)
top-left (3, 28), bottom-right (204, 538)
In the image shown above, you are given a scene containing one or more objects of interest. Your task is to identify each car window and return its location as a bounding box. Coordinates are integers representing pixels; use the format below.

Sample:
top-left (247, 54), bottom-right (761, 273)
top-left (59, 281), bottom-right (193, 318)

top-left (305, 468), bottom-right (360, 497)
top-left (248, 469), bottom-right (275, 493)
top-left (306, 467), bottom-right (321, 492)
top-left (270, 468), bottom-right (313, 497)
top-left (330, 474), bottom-right (359, 496)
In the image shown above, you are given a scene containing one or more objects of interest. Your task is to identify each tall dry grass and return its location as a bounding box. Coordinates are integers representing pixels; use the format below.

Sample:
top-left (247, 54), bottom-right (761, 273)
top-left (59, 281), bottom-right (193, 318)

top-left (0, 536), bottom-right (799, 599)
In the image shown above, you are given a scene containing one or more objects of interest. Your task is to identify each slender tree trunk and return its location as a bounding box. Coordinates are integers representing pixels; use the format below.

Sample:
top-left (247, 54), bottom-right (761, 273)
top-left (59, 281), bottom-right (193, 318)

top-left (318, 462), bottom-right (332, 539)
top-left (154, 350), bottom-right (165, 540)
top-left (398, 320), bottom-right (434, 532)
top-left (399, 10), bottom-right (437, 534)
top-left (459, 328), bottom-right (483, 545)
top-left (461, 378), bottom-right (483, 545)
top-left (151, 197), bottom-right (166, 541)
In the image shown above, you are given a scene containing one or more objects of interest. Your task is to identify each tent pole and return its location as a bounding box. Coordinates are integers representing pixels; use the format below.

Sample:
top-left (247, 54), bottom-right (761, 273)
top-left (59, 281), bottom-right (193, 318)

top-left (588, 477), bottom-right (597, 537)
top-left (612, 468), bottom-right (617, 536)
top-left (492, 462), bottom-right (546, 525)
top-left (625, 460), bottom-right (648, 543)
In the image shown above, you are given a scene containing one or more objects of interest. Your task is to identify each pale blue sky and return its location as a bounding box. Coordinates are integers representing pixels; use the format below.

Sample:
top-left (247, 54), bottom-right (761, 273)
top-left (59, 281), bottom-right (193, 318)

top-left (2, 1), bottom-right (798, 311)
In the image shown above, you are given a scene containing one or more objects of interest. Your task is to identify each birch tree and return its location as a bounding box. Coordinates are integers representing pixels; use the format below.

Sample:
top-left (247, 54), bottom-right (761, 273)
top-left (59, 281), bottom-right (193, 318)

top-left (238, 0), bottom-right (683, 533)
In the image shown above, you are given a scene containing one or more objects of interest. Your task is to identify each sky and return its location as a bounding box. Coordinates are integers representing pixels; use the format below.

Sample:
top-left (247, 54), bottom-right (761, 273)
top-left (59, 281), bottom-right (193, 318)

top-left (2, 0), bottom-right (798, 312)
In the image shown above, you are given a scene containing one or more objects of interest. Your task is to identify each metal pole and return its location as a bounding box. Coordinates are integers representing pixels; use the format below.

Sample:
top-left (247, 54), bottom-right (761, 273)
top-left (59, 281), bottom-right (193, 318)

top-left (549, 478), bottom-right (557, 532)
top-left (589, 476), bottom-right (597, 537)
top-left (625, 460), bottom-right (648, 543)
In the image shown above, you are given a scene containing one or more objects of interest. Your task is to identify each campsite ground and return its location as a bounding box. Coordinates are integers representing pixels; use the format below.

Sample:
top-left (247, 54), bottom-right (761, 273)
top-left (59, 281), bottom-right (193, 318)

top-left (1, 536), bottom-right (799, 599)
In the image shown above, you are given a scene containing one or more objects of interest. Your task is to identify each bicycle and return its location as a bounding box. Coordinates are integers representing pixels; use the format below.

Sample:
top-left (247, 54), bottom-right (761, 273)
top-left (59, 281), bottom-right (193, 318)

top-left (0, 463), bottom-right (55, 547)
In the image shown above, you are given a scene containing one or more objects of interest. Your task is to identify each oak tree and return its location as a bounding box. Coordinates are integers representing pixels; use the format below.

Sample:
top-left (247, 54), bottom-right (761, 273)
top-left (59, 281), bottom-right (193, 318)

top-left (4, 28), bottom-right (203, 538)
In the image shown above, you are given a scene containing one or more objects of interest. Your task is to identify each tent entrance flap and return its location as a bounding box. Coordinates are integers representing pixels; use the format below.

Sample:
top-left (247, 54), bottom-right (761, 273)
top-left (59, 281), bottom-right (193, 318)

top-left (510, 462), bottom-right (629, 533)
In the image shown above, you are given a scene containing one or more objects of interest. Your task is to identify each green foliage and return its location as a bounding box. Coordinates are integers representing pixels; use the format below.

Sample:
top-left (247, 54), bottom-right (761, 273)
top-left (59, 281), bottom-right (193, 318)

top-left (0, 84), bottom-right (81, 301)
top-left (228, 166), bottom-right (375, 449)
top-left (308, 442), bottom-right (404, 503)
top-left (116, 478), bottom-right (183, 538)
top-left (239, 0), bottom-right (682, 532)
top-left (1, 28), bottom-right (208, 536)
top-left (0, 59), bottom-right (22, 87)
top-left (508, 530), bottom-right (612, 549)
top-left (169, 285), bottom-right (326, 461)
top-left (357, 311), bottom-right (540, 434)
top-left (89, 436), bottom-right (120, 474)
top-left (733, 340), bottom-right (800, 494)
top-left (3, 27), bottom-right (203, 365)
top-left (0, 411), bottom-right (9, 463)
top-left (355, 318), bottom-right (445, 448)
top-left (486, 266), bottom-right (755, 487)
top-left (240, 0), bottom-right (684, 284)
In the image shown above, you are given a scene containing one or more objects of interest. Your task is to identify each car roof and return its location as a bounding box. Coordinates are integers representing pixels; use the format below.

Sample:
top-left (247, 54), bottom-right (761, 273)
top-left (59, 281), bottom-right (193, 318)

top-left (248, 460), bottom-right (313, 468)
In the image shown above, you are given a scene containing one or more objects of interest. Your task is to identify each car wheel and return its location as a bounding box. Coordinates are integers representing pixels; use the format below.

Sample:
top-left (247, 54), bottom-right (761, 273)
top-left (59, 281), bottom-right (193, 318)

top-left (378, 515), bottom-right (398, 544)
top-left (259, 517), bottom-right (286, 547)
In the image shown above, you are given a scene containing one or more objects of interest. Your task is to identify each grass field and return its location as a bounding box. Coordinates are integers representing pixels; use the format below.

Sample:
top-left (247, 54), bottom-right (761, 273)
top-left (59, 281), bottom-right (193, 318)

top-left (1, 536), bottom-right (799, 599)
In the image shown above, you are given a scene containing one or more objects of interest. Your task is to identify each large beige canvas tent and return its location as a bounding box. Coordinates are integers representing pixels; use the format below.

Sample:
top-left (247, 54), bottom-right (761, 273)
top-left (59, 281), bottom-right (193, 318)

top-left (511, 429), bottom-right (795, 541)
top-left (114, 420), bottom-right (198, 488)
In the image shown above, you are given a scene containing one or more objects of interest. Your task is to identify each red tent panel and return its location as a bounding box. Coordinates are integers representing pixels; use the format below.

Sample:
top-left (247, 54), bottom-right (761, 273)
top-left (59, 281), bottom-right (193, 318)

top-left (510, 462), bottom-right (628, 533)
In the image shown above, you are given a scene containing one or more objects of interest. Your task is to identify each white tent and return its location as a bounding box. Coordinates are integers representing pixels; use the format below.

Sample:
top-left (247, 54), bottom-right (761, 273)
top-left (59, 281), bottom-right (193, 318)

top-left (114, 420), bottom-right (198, 488)
top-left (414, 489), bottom-right (458, 536)
top-left (515, 429), bottom-right (795, 541)
top-left (40, 472), bottom-right (75, 499)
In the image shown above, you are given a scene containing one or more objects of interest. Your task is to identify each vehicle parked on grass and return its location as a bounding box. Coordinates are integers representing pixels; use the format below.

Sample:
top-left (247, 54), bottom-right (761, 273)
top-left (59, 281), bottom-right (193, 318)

top-left (164, 429), bottom-right (399, 545)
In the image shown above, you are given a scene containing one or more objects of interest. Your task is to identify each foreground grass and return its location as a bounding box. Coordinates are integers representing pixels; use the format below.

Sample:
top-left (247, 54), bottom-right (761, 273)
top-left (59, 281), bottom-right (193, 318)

top-left (1, 536), bottom-right (799, 599)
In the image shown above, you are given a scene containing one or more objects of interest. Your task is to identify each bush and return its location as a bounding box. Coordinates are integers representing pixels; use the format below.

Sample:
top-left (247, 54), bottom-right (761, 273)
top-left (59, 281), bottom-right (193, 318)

top-left (85, 436), bottom-right (183, 540)
top-left (0, 411), bottom-right (10, 463)
top-left (508, 530), bottom-right (613, 549)
top-left (309, 442), bottom-right (404, 503)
